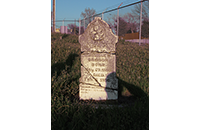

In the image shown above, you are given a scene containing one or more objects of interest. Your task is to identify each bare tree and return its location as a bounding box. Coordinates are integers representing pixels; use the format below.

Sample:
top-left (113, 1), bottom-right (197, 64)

top-left (141, 19), bottom-right (149, 38)
top-left (67, 24), bottom-right (84, 34)
top-left (80, 8), bottom-right (96, 26)
top-left (106, 1), bottom-right (149, 35)
top-left (123, 13), bottom-right (134, 23)
top-left (131, 1), bottom-right (149, 21)
top-left (107, 14), bottom-right (137, 34)
top-left (126, 22), bottom-right (137, 33)
top-left (114, 17), bottom-right (129, 36)
top-left (122, 13), bottom-right (138, 33)
top-left (107, 14), bottom-right (117, 34)
top-left (128, 1), bottom-right (149, 34)
top-left (51, 11), bottom-right (53, 32)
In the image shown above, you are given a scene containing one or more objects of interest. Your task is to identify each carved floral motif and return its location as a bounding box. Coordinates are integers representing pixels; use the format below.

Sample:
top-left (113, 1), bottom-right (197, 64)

top-left (90, 25), bottom-right (105, 41)
top-left (79, 17), bottom-right (118, 52)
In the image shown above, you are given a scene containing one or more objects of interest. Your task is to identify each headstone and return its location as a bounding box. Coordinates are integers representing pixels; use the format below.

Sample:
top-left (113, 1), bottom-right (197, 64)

top-left (79, 17), bottom-right (118, 100)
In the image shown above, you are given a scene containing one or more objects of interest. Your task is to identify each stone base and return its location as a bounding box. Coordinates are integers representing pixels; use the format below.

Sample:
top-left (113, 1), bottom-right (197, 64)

top-left (79, 83), bottom-right (118, 100)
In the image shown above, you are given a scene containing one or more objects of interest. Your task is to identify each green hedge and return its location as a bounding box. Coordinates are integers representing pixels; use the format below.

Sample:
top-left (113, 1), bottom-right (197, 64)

top-left (116, 40), bottom-right (149, 97)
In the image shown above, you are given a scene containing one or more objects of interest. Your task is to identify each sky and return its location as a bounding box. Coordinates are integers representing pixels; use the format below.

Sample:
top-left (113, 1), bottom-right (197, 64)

top-left (51, 0), bottom-right (142, 27)
top-left (51, 0), bottom-right (140, 20)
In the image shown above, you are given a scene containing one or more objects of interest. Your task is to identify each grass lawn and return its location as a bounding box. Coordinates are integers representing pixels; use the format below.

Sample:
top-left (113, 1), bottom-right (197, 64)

top-left (51, 33), bottom-right (149, 130)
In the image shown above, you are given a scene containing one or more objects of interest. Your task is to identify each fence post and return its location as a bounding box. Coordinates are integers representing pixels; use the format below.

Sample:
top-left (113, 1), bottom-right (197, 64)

top-left (84, 16), bottom-right (86, 32)
top-left (117, 3), bottom-right (123, 36)
top-left (62, 18), bottom-right (65, 28)
top-left (139, 0), bottom-right (143, 46)
top-left (53, 0), bottom-right (55, 32)
top-left (102, 8), bottom-right (107, 20)
top-left (92, 12), bottom-right (95, 21)
top-left (74, 19), bottom-right (76, 34)
top-left (79, 18), bottom-right (81, 35)
top-left (117, 9), bottom-right (119, 36)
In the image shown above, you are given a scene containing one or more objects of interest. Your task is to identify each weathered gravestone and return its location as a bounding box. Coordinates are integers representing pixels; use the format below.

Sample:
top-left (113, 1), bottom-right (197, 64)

top-left (79, 17), bottom-right (118, 100)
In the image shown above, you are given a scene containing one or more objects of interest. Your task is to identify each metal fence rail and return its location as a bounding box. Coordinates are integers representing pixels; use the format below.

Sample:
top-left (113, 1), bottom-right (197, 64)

top-left (52, 0), bottom-right (149, 44)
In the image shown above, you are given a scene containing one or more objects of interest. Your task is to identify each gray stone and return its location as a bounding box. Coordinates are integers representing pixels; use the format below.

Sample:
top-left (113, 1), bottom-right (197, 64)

top-left (79, 17), bottom-right (118, 100)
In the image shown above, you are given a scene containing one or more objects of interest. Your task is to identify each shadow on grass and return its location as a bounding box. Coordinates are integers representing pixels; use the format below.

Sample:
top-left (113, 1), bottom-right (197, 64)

top-left (118, 77), bottom-right (147, 99)
top-left (52, 76), bottom-right (149, 130)
top-left (51, 53), bottom-right (79, 78)
top-left (62, 34), bottom-right (70, 39)
top-left (51, 52), bottom-right (148, 102)
top-left (51, 62), bottom-right (149, 130)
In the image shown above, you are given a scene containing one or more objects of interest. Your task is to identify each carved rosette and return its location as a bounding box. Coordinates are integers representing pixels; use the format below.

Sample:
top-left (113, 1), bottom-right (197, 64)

top-left (79, 17), bottom-right (118, 52)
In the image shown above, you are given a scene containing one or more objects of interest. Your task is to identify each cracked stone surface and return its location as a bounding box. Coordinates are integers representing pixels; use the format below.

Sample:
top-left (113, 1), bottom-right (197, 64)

top-left (79, 17), bottom-right (118, 100)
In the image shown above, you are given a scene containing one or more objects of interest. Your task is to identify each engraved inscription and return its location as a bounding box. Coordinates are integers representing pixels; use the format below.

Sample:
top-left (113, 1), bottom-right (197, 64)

top-left (93, 73), bottom-right (105, 77)
top-left (86, 56), bottom-right (110, 84)
top-left (88, 57), bottom-right (108, 62)
top-left (91, 62), bottom-right (105, 67)
top-left (79, 17), bottom-right (118, 100)
top-left (81, 54), bottom-right (114, 87)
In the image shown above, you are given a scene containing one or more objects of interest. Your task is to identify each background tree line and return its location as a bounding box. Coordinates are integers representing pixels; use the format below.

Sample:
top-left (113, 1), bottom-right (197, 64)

top-left (66, 1), bottom-right (149, 38)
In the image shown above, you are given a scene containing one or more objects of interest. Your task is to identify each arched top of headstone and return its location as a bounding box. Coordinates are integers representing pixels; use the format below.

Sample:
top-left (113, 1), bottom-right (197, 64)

top-left (79, 17), bottom-right (118, 52)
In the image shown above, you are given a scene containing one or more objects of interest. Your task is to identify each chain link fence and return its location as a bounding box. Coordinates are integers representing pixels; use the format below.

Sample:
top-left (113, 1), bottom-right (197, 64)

top-left (52, 0), bottom-right (149, 42)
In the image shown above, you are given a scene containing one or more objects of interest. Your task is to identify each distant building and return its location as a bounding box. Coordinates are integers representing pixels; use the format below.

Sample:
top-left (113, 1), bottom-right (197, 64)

top-left (55, 28), bottom-right (60, 33)
top-left (119, 32), bottom-right (139, 40)
top-left (64, 26), bottom-right (68, 34)
top-left (60, 26), bottom-right (64, 34)
top-left (60, 26), bottom-right (69, 34)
